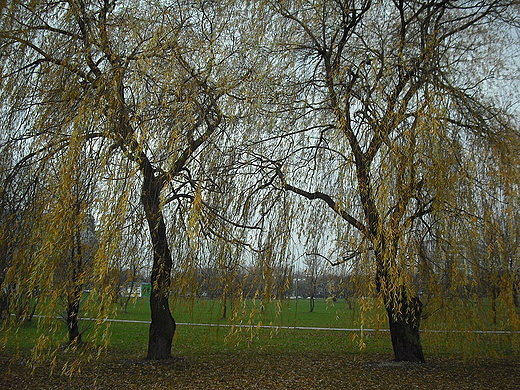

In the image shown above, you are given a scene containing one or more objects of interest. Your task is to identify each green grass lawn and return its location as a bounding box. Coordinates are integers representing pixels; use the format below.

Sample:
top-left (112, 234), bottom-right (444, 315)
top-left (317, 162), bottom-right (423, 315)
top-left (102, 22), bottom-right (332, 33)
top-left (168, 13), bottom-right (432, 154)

top-left (107, 297), bottom-right (388, 355)
top-left (110, 296), bottom-right (519, 358)
top-left (1, 296), bottom-right (520, 389)
top-left (2, 296), bottom-right (519, 360)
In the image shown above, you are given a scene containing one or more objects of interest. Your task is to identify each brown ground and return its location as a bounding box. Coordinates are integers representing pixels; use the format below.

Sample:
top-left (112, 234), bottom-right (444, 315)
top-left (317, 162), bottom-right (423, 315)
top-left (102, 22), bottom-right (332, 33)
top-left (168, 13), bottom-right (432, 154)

top-left (1, 351), bottom-right (519, 389)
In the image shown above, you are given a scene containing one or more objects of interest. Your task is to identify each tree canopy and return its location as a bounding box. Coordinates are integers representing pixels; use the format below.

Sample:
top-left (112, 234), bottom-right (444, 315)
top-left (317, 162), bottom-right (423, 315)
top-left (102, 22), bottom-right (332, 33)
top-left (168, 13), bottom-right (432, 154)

top-left (253, 0), bottom-right (520, 361)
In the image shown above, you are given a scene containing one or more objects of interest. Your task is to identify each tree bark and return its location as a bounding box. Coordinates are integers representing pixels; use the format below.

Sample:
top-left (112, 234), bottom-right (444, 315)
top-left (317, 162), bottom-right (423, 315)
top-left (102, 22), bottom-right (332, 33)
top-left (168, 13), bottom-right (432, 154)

top-left (67, 284), bottom-right (83, 344)
top-left (386, 294), bottom-right (425, 363)
top-left (147, 286), bottom-right (175, 359)
top-left (141, 161), bottom-right (176, 360)
top-left (375, 245), bottom-right (425, 363)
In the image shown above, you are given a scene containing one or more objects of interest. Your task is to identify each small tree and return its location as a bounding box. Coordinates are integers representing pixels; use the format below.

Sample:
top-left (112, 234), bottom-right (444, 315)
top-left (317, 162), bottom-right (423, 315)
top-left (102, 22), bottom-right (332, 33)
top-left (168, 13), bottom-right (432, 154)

top-left (303, 253), bottom-right (331, 312)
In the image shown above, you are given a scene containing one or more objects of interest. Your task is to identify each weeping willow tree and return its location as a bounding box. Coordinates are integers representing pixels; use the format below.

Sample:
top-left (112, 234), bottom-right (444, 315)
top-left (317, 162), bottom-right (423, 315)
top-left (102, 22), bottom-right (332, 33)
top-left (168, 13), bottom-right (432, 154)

top-left (253, 0), bottom-right (520, 362)
top-left (0, 0), bottom-right (262, 360)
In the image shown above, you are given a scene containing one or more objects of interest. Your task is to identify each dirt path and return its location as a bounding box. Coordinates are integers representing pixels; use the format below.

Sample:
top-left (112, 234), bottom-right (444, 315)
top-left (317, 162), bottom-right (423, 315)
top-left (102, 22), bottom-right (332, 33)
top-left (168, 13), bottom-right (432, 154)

top-left (2, 350), bottom-right (519, 389)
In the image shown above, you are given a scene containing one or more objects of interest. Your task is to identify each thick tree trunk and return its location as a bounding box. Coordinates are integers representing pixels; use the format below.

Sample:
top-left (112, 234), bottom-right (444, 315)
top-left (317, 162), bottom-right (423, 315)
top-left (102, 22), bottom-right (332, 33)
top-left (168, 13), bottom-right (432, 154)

top-left (386, 295), bottom-right (425, 363)
top-left (141, 162), bottom-right (175, 360)
top-left (376, 248), bottom-right (425, 362)
top-left (147, 287), bottom-right (175, 359)
top-left (144, 212), bottom-right (176, 360)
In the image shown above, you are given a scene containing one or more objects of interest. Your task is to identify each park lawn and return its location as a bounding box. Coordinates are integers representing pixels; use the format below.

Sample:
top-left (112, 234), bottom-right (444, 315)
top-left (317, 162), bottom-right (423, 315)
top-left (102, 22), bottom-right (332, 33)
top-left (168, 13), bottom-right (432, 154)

top-left (3, 296), bottom-right (518, 358)
top-left (117, 295), bottom-right (520, 331)
top-left (110, 297), bottom-right (520, 358)
top-left (1, 296), bottom-right (520, 389)
top-left (116, 297), bottom-right (359, 327)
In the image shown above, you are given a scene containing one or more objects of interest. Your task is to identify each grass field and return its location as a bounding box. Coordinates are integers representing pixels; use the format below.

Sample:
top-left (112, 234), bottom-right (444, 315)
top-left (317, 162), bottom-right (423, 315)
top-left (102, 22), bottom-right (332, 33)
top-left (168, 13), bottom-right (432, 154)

top-left (3, 296), bottom-right (518, 357)
top-left (1, 297), bottom-right (519, 389)
top-left (107, 296), bottom-right (520, 356)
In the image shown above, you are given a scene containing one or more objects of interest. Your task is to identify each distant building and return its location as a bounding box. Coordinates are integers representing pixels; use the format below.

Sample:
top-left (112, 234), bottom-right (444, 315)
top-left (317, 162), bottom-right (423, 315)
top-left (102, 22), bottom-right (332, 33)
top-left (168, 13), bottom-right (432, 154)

top-left (124, 282), bottom-right (151, 298)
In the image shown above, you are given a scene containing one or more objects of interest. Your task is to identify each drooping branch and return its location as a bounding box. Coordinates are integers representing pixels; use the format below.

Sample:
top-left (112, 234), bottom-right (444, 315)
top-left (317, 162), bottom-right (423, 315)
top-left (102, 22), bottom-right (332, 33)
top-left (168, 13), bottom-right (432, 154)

top-left (305, 251), bottom-right (362, 267)
top-left (274, 164), bottom-right (367, 235)
top-left (0, 33), bottom-right (92, 82)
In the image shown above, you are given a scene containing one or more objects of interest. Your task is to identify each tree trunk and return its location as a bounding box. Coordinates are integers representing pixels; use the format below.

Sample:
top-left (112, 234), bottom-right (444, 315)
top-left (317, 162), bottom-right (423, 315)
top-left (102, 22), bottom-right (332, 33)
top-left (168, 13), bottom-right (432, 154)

top-left (144, 219), bottom-right (176, 360)
top-left (221, 299), bottom-right (227, 320)
top-left (491, 287), bottom-right (498, 325)
top-left (513, 275), bottom-right (520, 307)
top-left (375, 241), bottom-right (425, 363)
top-left (27, 298), bottom-right (37, 322)
top-left (0, 293), bottom-right (8, 320)
top-left (147, 287), bottom-right (175, 359)
top-left (386, 295), bottom-right (425, 363)
top-left (120, 277), bottom-right (135, 314)
top-left (141, 162), bottom-right (175, 360)
top-left (67, 285), bottom-right (83, 344)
